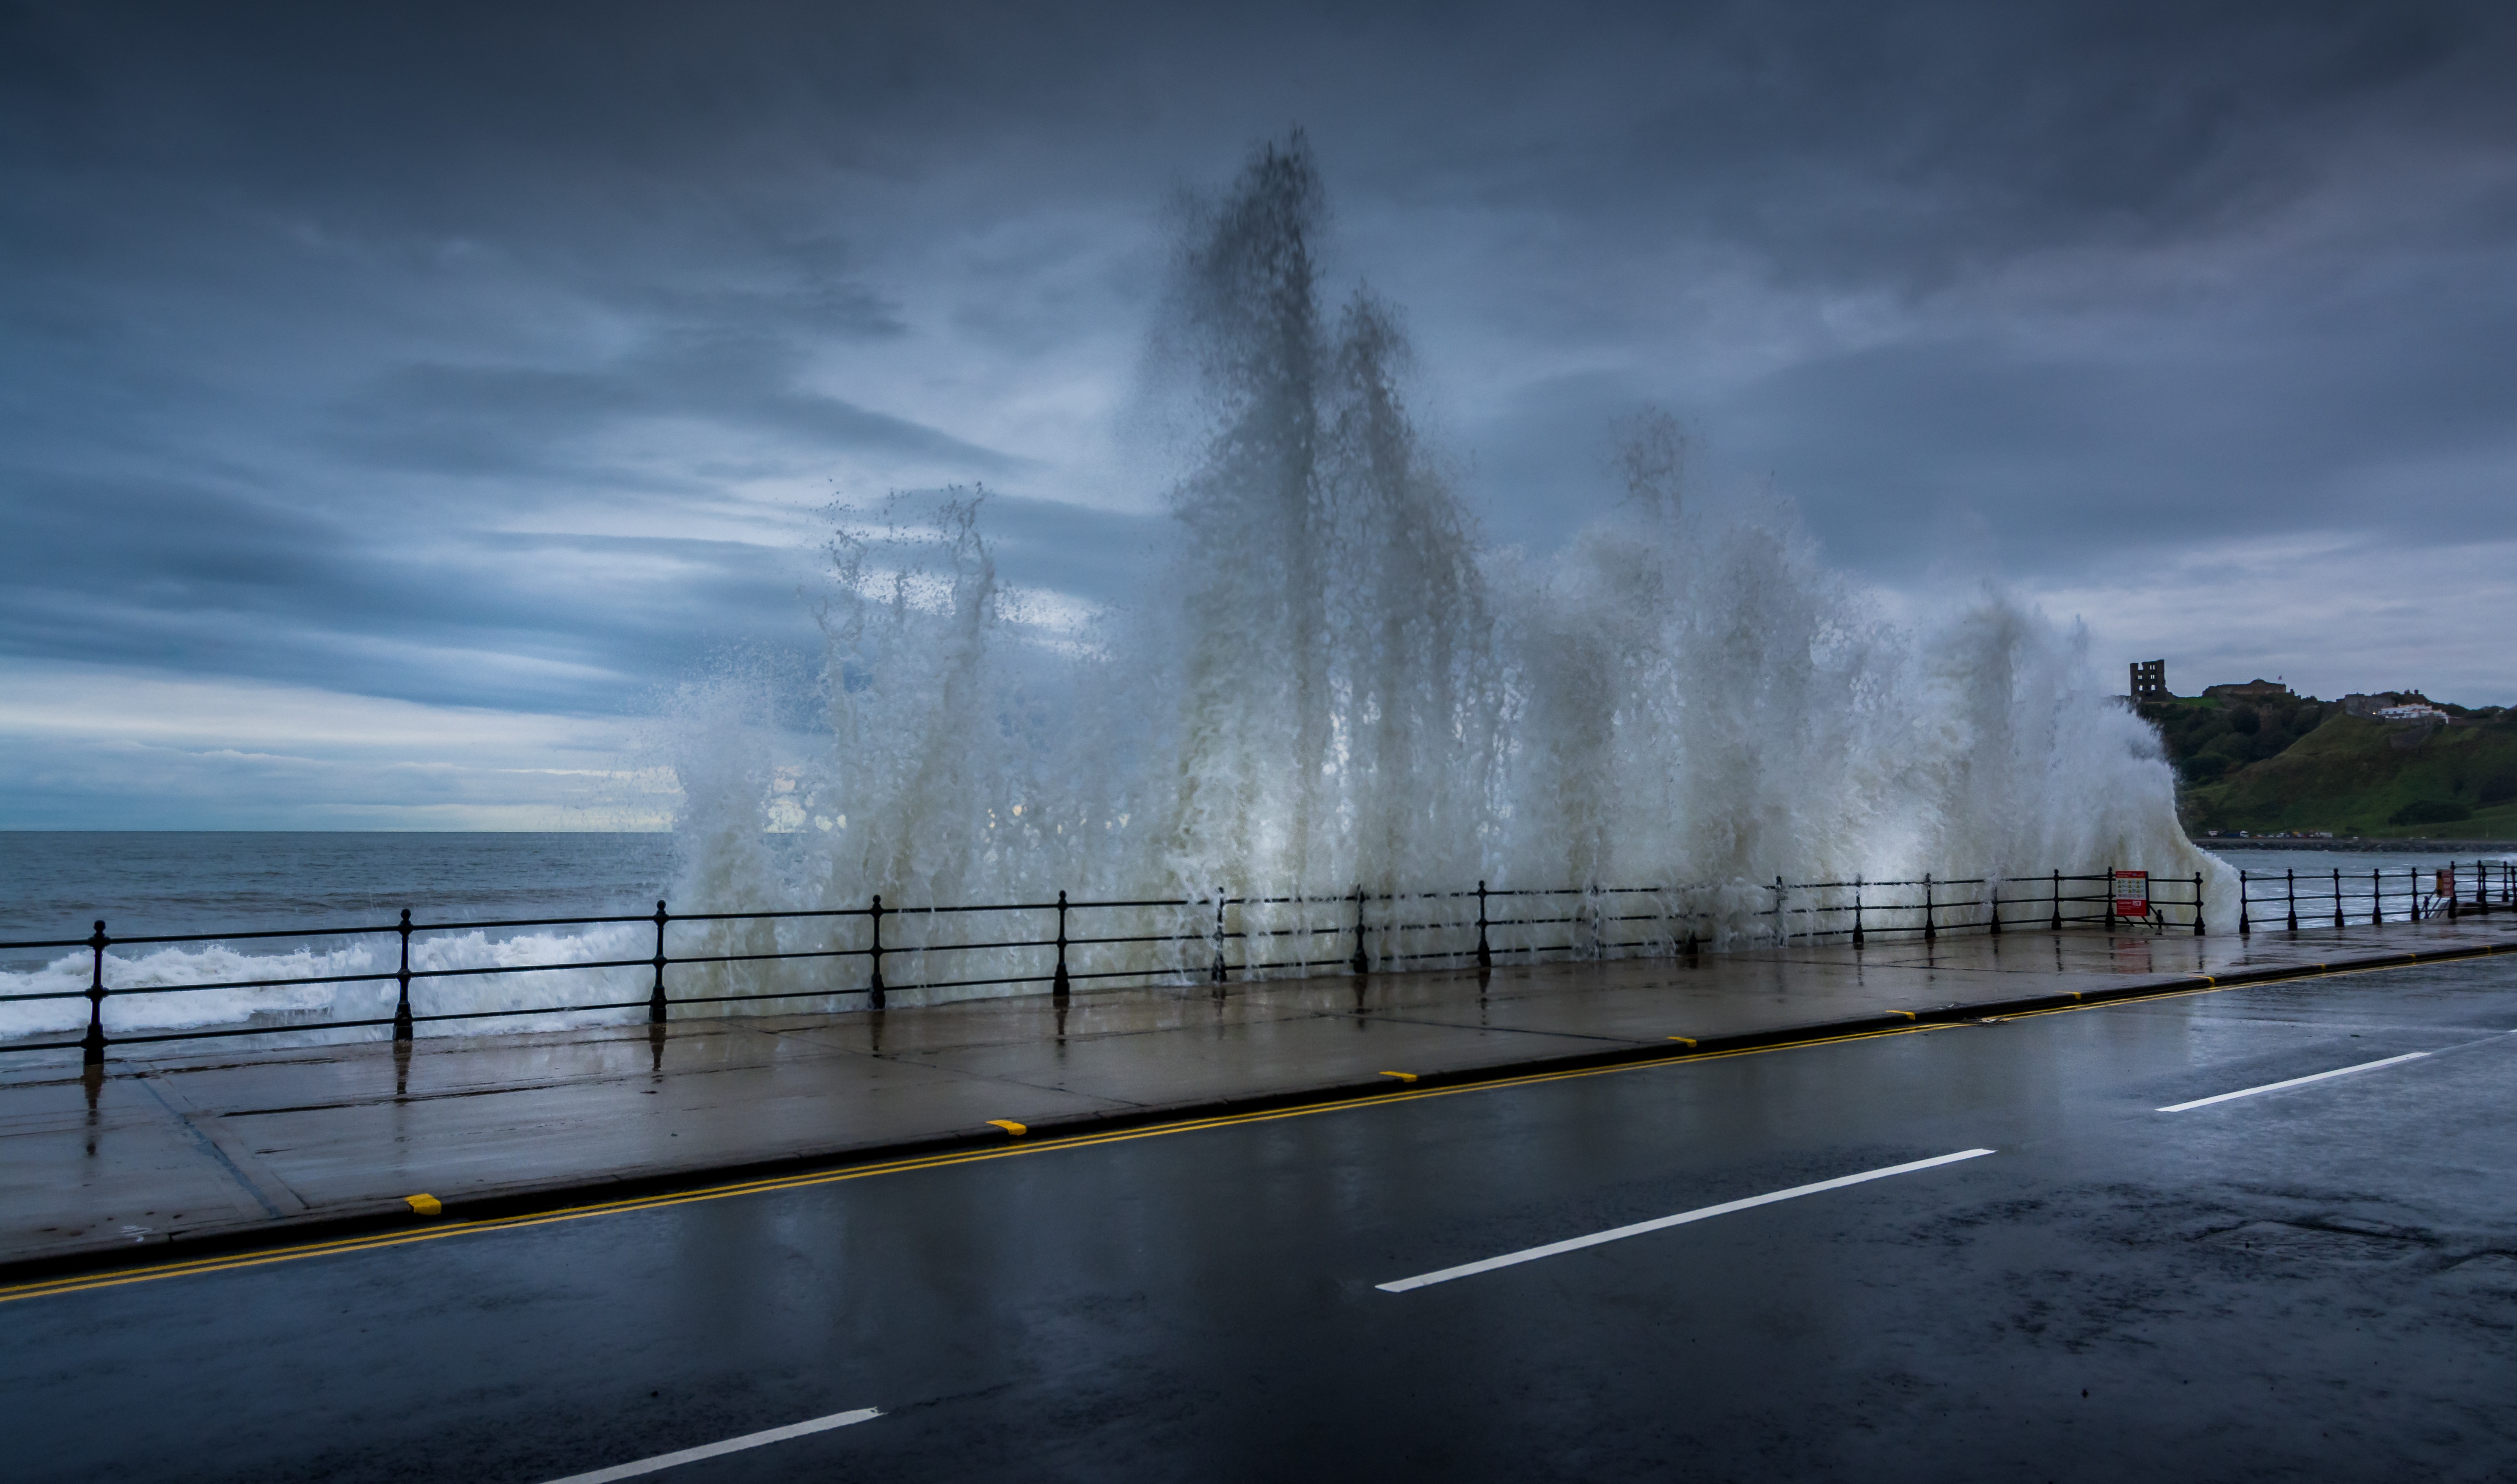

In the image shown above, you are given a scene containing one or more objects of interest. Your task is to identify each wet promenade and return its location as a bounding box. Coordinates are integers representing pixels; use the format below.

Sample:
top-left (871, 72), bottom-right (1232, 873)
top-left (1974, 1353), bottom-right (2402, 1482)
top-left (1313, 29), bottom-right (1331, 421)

top-left (5, 916), bottom-right (2512, 1273)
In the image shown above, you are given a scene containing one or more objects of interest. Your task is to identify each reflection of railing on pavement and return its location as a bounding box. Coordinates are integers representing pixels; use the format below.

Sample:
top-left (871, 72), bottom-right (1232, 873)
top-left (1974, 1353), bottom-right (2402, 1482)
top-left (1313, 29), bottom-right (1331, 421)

top-left (15, 860), bottom-right (2506, 1067)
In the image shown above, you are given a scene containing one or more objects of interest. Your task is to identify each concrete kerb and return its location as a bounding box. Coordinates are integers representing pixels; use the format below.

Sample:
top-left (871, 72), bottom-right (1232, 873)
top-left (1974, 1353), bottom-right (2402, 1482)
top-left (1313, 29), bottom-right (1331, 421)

top-left (4, 935), bottom-right (2510, 1293)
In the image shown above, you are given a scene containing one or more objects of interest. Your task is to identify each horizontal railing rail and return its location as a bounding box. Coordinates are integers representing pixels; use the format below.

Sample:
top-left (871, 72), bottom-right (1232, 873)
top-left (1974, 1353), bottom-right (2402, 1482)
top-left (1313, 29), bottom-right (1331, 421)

top-left (0, 861), bottom-right (2262, 1066)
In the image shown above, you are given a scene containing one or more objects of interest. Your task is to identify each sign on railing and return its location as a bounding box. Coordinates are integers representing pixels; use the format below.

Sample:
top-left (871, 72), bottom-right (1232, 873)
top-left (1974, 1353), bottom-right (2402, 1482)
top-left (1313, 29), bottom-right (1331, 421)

top-left (2112, 870), bottom-right (2150, 921)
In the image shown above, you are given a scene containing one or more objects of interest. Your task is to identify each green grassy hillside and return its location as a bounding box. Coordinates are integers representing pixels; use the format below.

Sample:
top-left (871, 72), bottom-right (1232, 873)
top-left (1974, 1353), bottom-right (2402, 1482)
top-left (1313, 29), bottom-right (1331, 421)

top-left (2181, 712), bottom-right (2517, 838)
top-left (2141, 695), bottom-right (2339, 785)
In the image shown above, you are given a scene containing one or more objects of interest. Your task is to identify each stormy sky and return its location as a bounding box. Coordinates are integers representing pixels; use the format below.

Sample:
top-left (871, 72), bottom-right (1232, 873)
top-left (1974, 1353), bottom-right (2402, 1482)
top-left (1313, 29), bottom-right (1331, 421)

top-left (5, 0), bottom-right (2513, 828)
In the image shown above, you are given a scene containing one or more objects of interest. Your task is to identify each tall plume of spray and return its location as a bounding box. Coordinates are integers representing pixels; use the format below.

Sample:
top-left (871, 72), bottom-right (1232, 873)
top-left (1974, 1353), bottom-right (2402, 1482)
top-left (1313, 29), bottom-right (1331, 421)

top-left (1144, 142), bottom-right (1501, 908)
top-left (666, 136), bottom-right (2225, 999)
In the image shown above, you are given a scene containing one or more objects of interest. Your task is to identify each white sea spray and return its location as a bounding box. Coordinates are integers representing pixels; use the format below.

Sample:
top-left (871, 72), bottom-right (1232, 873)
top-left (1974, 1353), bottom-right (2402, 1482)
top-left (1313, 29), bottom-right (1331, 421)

top-left (658, 137), bottom-right (2226, 1005)
top-left (0, 138), bottom-right (2225, 1043)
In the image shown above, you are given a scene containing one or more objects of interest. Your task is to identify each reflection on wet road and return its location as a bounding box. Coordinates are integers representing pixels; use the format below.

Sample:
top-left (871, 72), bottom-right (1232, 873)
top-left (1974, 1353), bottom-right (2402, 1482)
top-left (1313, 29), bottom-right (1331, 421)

top-left (7, 957), bottom-right (2516, 1482)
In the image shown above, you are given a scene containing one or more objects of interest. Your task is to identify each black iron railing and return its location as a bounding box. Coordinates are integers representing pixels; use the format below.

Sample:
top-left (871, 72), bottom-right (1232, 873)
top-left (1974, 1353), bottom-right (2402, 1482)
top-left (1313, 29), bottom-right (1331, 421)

top-left (2235, 860), bottom-right (2511, 934)
top-left (0, 866), bottom-right (2218, 1064)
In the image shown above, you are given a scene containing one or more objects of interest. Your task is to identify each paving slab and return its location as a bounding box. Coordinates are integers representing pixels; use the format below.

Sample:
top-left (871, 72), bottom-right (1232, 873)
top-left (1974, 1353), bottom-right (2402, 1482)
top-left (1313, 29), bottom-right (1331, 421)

top-left (3, 916), bottom-right (2513, 1275)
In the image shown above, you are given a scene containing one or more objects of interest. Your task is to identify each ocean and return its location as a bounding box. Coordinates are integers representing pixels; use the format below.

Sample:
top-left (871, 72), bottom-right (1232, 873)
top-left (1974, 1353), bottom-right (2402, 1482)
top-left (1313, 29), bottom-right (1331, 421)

top-left (0, 832), bottom-right (679, 947)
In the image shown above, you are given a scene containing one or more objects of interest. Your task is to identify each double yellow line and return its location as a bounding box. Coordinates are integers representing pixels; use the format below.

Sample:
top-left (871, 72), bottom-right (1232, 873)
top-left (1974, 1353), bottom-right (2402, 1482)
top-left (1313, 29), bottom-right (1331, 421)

top-left (3, 947), bottom-right (2482, 1306)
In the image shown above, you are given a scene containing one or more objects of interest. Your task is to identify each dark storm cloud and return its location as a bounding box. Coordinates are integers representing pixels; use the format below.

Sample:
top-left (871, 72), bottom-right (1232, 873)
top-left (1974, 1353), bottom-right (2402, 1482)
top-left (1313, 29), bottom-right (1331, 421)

top-left (1683, 224), bottom-right (2517, 583)
top-left (1555, 3), bottom-right (2485, 278)
top-left (0, 464), bottom-right (1154, 722)
top-left (0, 466), bottom-right (820, 711)
top-left (338, 332), bottom-right (1023, 480)
top-left (3, 0), bottom-right (2514, 787)
top-left (15, 2), bottom-right (2505, 256)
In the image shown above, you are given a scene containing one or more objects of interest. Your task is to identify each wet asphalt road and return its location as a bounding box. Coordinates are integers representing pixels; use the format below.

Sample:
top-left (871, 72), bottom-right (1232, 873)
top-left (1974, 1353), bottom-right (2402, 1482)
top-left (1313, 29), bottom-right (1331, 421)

top-left (6, 957), bottom-right (2516, 1482)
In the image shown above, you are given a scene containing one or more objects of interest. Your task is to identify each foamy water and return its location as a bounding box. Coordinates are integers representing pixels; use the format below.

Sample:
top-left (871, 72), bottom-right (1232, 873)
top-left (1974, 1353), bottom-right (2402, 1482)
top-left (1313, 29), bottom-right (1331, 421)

top-left (0, 926), bottom-right (655, 1042)
top-left (0, 834), bottom-right (674, 1045)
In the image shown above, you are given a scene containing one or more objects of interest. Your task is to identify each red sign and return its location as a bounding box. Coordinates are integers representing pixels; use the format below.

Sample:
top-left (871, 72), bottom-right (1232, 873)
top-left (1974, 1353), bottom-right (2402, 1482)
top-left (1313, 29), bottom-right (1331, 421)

top-left (2112, 870), bottom-right (2149, 918)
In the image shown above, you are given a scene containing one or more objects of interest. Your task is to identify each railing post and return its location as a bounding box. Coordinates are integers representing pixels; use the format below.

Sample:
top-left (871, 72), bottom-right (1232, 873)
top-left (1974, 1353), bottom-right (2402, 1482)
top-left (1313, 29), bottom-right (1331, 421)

top-left (1773, 876), bottom-right (1787, 942)
top-left (1852, 875), bottom-right (1865, 947)
top-left (1988, 875), bottom-right (2002, 936)
top-left (2049, 870), bottom-right (2062, 932)
top-left (2237, 870), bottom-right (2250, 936)
top-left (647, 900), bottom-right (669, 1025)
top-left (2332, 868), bottom-right (2344, 929)
top-left (81, 920), bottom-right (109, 1067)
top-left (2371, 868), bottom-right (2382, 927)
top-left (868, 894), bottom-right (887, 1009)
top-left (1053, 890), bottom-right (1071, 1002)
top-left (1212, 896), bottom-right (1228, 984)
top-left (1350, 885), bottom-right (1369, 976)
top-left (2285, 868), bottom-right (2298, 932)
top-left (1922, 873), bottom-right (1936, 941)
top-left (1476, 880), bottom-right (1492, 969)
top-left (394, 909), bottom-right (415, 1040)
top-left (2448, 862), bottom-right (2459, 922)
top-left (2193, 872), bottom-right (2206, 936)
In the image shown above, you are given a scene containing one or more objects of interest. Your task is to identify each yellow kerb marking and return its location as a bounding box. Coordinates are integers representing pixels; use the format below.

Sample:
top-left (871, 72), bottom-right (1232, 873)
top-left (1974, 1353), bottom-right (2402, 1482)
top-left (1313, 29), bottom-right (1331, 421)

top-left (1887, 1009), bottom-right (1917, 1021)
top-left (1666, 1036), bottom-right (1697, 1047)
top-left (985, 1120), bottom-right (1027, 1136)
top-left (403, 1194), bottom-right (442, 1217)
top-left (1377, 1070), bottom-right (1418, 1083)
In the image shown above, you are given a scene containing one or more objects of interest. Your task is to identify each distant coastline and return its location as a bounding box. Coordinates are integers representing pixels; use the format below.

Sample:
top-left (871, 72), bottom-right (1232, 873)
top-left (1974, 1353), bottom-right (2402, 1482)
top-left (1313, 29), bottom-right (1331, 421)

top-left (2189, 836), bottom-right (2514, 853)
